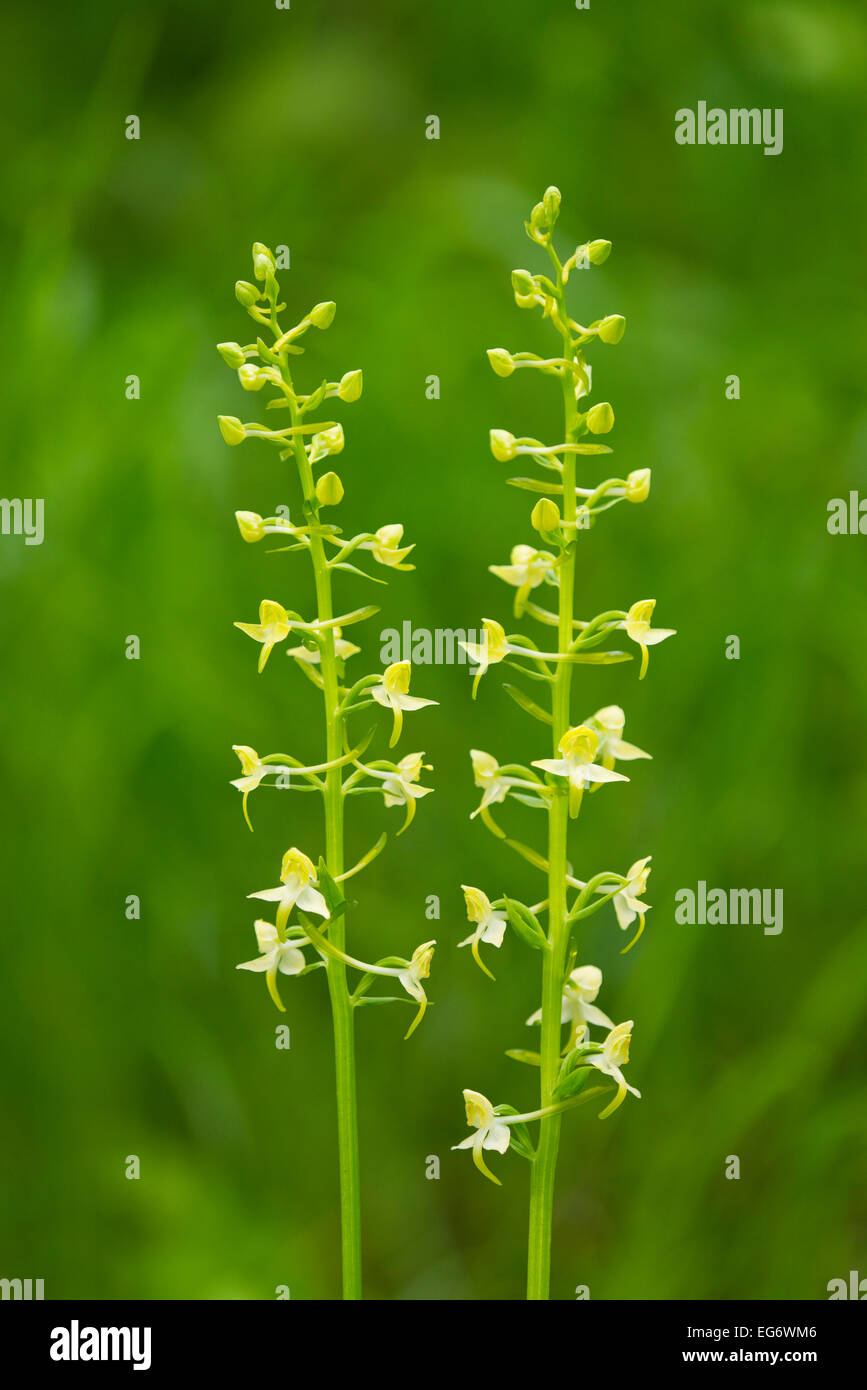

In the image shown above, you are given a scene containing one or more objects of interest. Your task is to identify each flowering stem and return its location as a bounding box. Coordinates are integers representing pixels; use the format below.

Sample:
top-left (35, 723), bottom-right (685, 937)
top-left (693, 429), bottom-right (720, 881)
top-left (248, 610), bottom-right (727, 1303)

top-left (527, 292), bottom-right (579, 1301)
top-left (284, 371), bottom-right (362, 1301)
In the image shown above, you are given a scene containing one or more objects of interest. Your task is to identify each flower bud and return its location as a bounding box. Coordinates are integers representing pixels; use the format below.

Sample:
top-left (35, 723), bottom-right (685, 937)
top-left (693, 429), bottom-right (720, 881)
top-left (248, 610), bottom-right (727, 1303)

top-left (218, 415), bottom-right (246, 446)
top-left (307, 301), bottom-right (337, 330)
top-left (487, 348), bottom-right (515, 378)
top-left (585, 401), bottom-right (615, 434)
top-left (588, 239), bottom-right (612, 265)
top-left (337, 369), bottom-right (363, 402)
top-left (543, 186), bottom-right (561, 223)
top-left (625, 469), bottom-right (651, 503)
top-left (252, 242), bottom-right (276, 281)
top-left (597, 314), bottom-right (626, 344)
top-left (235, 280), bottom-right (259, 307)
top-left (308, 423), bottom-right (345, 463)
top-left (217, 341), bottom-right (246, 368)
top-left (531, 497), bottom-right (561, 533)
top-left (511, 268), bottom-right (537, 302)
top-left (489, 429), bottom-right (517, 462)
top-left (238, 364), bottom-right (266, 391)
top-left (235, 510), bottom-right (266, 542)
top-left (316, 471), bottom-right (344, 506)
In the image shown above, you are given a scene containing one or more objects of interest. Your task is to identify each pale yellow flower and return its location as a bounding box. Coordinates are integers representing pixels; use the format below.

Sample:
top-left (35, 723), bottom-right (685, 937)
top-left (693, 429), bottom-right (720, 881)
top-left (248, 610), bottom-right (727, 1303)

top-left (619, 599), bottom-right (676, 679)
top-left (588, 1021), bottom-right (641, 1118)
top-left (533, 725), bottom-right (629, 815)
top-left (371, 662), bottom-right (437, 747)
top-left (459, 886), bottom-right (507, 979)
top-left (234, 600), bottom-right (293, 672)
top-left (236, 919), bottom-right (308, 1013)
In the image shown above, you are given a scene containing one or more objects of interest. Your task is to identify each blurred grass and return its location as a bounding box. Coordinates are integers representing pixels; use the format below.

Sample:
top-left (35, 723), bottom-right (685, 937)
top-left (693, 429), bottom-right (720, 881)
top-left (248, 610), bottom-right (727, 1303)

top-left (0, 0), bottom-right (865, 1299)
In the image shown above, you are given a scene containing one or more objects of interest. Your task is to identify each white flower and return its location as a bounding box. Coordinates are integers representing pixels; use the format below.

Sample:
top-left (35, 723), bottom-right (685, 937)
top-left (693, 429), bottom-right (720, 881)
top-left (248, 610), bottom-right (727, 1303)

top-left (527, 965), bottom-right (614, 1041)
top-left (395, 941), bottom-right (436, 1036)
top-left (606, 856), bottom-right (652, 951)
top-left (619, 599), bottom-right (675, 680)
top-left (371, 661), bottom-right (437, 747)
top-left (380, 753), bottom-right (434, 833)
top-left (459, 886), bottom-right (507, 979)
top-left (532, 724), bottom-right (629, 815)
top-left (247, 847), bottom-right (330, 928)
top-left (586, 705), bottom-right (651, 768)
top-left (588, 1021), bottom-right (641, 1118)
top-left (236, 919), bottom-right (308, 1013)
top-left (451, 1089), bottom-right (511, 1185)
top-left (489, 544), bottom-right (558, 615)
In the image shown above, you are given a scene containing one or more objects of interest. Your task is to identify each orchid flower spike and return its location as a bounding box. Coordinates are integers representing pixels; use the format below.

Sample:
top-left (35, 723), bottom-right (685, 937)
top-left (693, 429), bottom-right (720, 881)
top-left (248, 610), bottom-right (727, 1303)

top-left (247, 847), bottom-right (330, 930)
top-left (234, 600), bottom-right (293, 672)
top-left (619, 600), bottom-right (676, 679)
top-left (588, 1021), bottom-right (641, 1118)
top-left (459, 886), bottom-right (508, 979)
top-left (533, 724), bottom-right (629, 816)
top-left (236, 919), bottom-right (309, 1013)
top-left (451, 1089), bottom-right (512, 1186)
top-left (371, 661), bottom-right (437, 747)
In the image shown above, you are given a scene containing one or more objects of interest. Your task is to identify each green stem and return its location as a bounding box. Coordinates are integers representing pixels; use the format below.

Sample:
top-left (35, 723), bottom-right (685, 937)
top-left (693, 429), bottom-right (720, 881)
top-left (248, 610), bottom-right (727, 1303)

top-left (285, 369), bottom-right (362, 1300)
top-left (527, 305), bottom-right (579, 1301)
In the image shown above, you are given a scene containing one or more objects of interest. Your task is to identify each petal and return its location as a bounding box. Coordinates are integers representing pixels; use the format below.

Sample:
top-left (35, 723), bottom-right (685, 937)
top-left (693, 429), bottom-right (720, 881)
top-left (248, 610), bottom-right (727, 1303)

top-left (483, 1122), bottom-right (512, 1154)
top-left (481, 917), bottom-right (507, 947)
top-left (610, 739), bottom-right (652, 761)
top-left (297, 885), bottom-right (330, 918)
top-left (582, 764), bottom-right (629, 783)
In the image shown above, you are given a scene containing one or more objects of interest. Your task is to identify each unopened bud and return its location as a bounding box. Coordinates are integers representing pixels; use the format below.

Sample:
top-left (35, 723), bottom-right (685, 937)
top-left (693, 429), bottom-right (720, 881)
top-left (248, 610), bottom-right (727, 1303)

top-left (217, 341), bottom-right (246, 368)
top-left (585, 402), bottom-right (615, 434)
top-left (218, 415), bottom-right (246, 446)
top-left (316, 472), bottom-right (344, 506)
top-left (588, 239), bottom-right (612, 265)
top-left (235, 510), bottom-right (266, 542)
top-left (487, 348), bottom-right (515, 378)
top-left (307, 301), bottom-right (337, 330)
top-left (543, 186), bottom-right (562, 223)
top-left (235, 280), bottom-right (259, 307)
top-left (252, 242), bottom-right (276, 281)
top-left (337, 369), bottom-right (363, 402)
top-left (625, 469), bottom-right (651, 503)
top-left (489, 429), bottom-right (517, 462)
top-left (597, 314), bottom-right (626, 344)
top-left (238, 364), bottom-right (266, 391)
top-left (531, 497), bottom-right (561, 533)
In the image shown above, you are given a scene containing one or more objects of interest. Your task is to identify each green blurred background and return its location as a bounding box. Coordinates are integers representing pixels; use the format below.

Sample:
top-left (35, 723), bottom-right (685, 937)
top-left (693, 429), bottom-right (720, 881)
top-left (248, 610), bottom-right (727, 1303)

top-left (1, 0), bottom-right (865, 1300)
